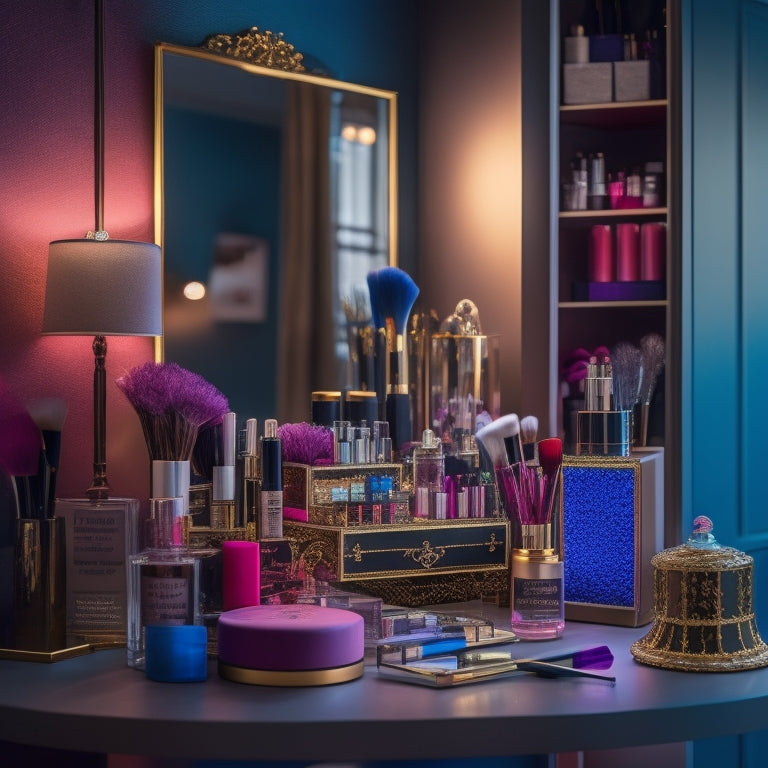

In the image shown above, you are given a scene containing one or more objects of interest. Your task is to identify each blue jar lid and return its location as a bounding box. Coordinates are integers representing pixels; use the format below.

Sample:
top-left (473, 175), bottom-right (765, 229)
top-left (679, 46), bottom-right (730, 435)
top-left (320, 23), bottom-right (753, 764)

top-left (145, 624), bottom-right (208, 683)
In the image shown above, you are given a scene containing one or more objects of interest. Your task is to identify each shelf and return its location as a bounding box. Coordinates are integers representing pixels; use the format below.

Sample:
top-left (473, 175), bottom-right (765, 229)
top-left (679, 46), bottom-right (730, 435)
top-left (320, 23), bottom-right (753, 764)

top-left (560, 100), bottom-right (667, 128)
top-left (559, 207), bottom-right (667, 220)
top-left (559, 300), bottom-right (668, 309)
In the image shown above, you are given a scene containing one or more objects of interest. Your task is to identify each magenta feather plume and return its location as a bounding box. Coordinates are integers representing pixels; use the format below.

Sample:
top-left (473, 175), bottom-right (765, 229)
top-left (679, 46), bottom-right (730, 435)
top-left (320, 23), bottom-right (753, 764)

top-left (278, 422), bottom-right (334, 465)
top-left (116, 362), bottom-right (229, 462)
top-left (0, 381), bottom-right (43, 478)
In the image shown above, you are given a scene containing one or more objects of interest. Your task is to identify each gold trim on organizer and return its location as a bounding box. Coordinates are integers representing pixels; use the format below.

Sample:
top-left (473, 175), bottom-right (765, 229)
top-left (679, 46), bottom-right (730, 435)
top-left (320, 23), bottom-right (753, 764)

top-left (218, 659), bottom-right (364, 686)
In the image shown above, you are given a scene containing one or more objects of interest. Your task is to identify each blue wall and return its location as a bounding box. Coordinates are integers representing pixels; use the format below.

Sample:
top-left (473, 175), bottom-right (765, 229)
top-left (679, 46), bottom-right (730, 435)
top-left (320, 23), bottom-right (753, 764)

top-left (163, 106), bottom-right (282, 421)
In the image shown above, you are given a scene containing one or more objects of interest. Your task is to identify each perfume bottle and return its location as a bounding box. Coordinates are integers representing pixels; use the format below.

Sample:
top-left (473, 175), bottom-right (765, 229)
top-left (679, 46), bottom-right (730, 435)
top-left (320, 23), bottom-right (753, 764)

top-left (413, 429), bottom-right (444, 518)
top-left (511, 539), bottom-right (565, 640)
top-left (127, 497), bottom-right (213, 669)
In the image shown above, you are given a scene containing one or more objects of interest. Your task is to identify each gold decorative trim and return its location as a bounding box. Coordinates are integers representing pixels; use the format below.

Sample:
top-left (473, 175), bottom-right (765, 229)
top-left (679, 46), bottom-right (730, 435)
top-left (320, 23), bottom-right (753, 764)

top-left (347, 533), bottom-right (502, 569)
top-left (218, 659), bottom-right (364, 686)
top-left (201, 26), bottom-right (306, 72)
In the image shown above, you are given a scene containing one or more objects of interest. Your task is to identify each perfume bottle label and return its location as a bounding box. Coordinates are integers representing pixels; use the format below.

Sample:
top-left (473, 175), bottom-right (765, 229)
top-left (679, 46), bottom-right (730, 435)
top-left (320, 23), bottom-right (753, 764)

top-left (140, 564), bottom-right (195, 625)
top-left (57, 498), bottom-right (138, 644)
top-left (513, 576), bottom-right (563, 621)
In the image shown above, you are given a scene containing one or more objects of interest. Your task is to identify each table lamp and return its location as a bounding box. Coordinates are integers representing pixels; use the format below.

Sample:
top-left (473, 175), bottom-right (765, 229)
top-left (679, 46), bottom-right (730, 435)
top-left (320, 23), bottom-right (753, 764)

top-left (38, 0), bottom-right (161, 649)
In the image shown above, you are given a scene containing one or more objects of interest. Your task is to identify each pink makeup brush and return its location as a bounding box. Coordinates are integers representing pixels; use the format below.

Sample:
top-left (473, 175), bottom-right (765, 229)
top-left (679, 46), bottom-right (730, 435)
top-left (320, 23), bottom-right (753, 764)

top-left (0, 382), bottom-right (45, 518)
top-left (537, 436), bottom-right (563, 525)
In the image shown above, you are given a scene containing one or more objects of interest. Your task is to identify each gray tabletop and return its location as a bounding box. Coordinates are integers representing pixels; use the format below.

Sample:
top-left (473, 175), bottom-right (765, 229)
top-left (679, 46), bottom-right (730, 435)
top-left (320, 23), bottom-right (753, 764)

top-left (2, 602), bottom-right (768, 761)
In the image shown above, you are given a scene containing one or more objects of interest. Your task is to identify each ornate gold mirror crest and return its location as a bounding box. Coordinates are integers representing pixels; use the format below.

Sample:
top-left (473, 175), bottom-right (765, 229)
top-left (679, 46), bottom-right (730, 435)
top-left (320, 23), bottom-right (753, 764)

top-left (201, 26), bottom-right (306, 72)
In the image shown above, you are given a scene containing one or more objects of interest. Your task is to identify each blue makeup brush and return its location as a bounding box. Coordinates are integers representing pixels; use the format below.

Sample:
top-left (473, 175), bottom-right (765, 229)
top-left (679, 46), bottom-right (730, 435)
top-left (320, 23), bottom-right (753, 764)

top-left (366, 269), bottom-right (386, 422)
top-left (367, 267), bottom-right (420, 455)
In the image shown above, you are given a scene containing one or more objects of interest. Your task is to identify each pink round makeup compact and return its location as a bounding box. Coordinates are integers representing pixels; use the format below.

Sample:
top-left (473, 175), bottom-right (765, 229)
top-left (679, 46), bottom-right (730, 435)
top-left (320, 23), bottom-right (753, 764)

top-left (217, 603), bottom-right (365, 686)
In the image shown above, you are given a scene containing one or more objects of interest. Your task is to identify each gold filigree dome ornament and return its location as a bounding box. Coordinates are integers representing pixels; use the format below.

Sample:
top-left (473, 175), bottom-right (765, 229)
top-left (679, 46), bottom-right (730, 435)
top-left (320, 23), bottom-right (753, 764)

top-left (631, 515), bottom-right (768, 671)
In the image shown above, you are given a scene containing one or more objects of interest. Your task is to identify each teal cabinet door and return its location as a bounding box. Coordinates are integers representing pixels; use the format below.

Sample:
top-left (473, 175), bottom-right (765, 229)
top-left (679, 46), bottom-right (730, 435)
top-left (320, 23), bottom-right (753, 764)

top-left (686, 0), bottom-right (768, 765)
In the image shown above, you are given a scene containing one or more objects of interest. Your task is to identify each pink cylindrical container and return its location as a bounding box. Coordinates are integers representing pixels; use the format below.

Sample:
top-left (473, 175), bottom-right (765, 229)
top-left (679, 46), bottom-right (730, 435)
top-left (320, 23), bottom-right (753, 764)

top-left (222, 541), bottom-right (260, 611)
top-left (641, 222), bottom-right (666, 281)
top-left (615, 223), bottom-right (640, 281)
top-left (589, 225), bottom-right (614, 282)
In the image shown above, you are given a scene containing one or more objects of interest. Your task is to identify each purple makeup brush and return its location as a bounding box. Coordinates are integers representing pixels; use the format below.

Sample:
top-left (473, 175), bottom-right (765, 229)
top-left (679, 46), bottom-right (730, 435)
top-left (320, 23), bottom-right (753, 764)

top-left (116, 362), bottom-right (230, 462)
top-left (278, 422), bottom-right (334, 465)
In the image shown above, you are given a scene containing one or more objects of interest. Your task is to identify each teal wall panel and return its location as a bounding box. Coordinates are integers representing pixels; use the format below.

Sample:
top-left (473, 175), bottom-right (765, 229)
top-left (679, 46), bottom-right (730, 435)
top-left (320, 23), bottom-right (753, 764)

top-left (687, 0), bottom-right (768, 765)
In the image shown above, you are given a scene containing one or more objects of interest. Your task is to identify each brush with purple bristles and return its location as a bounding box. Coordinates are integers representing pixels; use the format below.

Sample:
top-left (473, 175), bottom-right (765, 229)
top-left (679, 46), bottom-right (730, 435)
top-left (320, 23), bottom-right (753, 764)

top-left (278, 422), bottom-right (334, 466)
top-left (116, 362), bottom-right (229, 463)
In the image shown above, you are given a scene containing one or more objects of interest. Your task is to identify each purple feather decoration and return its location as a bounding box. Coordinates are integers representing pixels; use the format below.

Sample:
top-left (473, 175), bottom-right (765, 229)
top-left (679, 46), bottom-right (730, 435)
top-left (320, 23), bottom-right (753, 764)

top-left (278, 422), bottom-right (334, 465)
top-left (116, 362), bottom-right (229, 462)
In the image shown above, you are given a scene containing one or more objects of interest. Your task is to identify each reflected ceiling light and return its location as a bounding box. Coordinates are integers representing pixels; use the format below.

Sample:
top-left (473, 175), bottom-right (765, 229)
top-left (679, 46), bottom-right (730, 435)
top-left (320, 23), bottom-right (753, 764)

top-left (356, 126), bottom-right (376, 146)
top-left (341, 123), bottom-right (358, 142)
top-left (341, 123), bottom-right (376, 145)
top-left (183, 281), bottom-right (207, 301)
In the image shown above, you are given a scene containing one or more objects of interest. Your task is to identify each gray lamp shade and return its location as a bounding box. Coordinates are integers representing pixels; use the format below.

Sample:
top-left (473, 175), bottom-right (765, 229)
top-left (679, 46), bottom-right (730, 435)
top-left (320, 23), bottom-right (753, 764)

top-left (42, 238), bottom-right (162, 336)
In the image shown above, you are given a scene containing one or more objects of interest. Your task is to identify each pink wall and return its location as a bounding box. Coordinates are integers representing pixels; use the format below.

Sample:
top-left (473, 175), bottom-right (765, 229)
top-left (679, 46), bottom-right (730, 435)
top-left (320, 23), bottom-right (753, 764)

top-left (1, 2), bottom-right (157, 503)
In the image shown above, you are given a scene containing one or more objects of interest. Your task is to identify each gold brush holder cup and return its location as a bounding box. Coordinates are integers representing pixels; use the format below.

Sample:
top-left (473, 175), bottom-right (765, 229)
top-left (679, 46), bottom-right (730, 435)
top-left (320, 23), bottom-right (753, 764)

top-left (1, 517), bottom-right (90, 661)
top-left (631, 515), bottom-right (768, 671)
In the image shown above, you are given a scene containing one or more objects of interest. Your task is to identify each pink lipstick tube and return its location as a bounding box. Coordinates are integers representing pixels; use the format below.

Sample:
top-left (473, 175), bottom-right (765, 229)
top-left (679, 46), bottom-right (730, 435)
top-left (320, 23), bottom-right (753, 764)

top-left (615, 223), bottom-right (640, 281)
top-left (589, 225), bottom-right (614, 282)
top-left (640, 222), bottom-right (666, 281)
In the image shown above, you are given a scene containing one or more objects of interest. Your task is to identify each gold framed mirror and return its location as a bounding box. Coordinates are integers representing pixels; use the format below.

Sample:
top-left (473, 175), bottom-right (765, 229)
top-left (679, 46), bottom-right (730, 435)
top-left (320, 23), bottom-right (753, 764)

top-left (154, 30), bottom-right (397, 425)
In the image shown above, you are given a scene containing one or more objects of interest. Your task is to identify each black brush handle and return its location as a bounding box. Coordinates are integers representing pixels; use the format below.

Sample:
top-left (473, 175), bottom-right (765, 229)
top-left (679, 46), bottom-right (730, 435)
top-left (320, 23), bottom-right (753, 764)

top-left (386, 393), bottom-right (411, 459)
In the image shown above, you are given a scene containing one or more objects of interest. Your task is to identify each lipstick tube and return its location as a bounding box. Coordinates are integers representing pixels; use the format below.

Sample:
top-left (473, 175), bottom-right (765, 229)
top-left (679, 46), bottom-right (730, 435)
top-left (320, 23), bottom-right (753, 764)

top-left (211, 411), bottom-right (236, 529)
top-left (259, 419), bottom-right (283, 539)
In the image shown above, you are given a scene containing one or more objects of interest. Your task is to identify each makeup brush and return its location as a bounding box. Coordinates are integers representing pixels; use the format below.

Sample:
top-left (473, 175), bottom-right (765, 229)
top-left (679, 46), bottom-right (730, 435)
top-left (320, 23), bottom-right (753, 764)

top-left (26, 397), bottom-right (68, 517)
top-left (638, 333), bottom-right (665, 446)
top-left (609, 341), bottom-right (642, 413)
top-left (497, 413), bottom-right (525, 466)
top-left (366, 267), bottom-right (420, 456)
top-left (116, 362), bottom-right (230, 462)
top-left (0, 383), bottom-right (45, 519)
top-left (537, 436), bottom-right (563, 526)
top-left (520, 415), bottom-right (539, 463)
top-left (475, 419), bottom-right (511, 471)
top-left (366, 270), bottom-right (386, 421)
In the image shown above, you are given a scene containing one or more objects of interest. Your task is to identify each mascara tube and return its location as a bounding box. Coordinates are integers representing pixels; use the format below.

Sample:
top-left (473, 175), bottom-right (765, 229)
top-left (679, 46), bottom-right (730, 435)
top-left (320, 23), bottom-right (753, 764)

top-left (211, 411), bottom-right (237, 529)
top-left (260, 419), bottom-right (283, 538)
top-left (242, 418), bottom-right (261, 538)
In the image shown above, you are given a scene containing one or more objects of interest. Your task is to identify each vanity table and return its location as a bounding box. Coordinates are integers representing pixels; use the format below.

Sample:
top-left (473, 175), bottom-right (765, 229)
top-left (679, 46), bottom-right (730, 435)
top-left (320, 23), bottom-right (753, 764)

top-left (2, 602), bottom-right (768, 762)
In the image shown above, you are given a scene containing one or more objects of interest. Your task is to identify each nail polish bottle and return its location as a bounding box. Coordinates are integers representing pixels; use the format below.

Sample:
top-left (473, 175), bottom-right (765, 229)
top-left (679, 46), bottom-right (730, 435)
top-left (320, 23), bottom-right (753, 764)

top-left (413, 429), bottom-right (444, 518)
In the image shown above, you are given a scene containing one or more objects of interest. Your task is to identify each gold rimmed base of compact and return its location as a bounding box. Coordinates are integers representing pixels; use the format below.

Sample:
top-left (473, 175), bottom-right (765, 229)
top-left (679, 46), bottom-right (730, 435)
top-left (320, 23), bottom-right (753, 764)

top-left (0, 644), bottom-right (94, 663)
top-left (218, 659), bottom-right (365, 686)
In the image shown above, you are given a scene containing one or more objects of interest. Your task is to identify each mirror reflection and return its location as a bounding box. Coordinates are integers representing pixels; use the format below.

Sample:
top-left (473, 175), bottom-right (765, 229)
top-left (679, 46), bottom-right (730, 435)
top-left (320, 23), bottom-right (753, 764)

top-left (155, 41), bottom-right (397, 425)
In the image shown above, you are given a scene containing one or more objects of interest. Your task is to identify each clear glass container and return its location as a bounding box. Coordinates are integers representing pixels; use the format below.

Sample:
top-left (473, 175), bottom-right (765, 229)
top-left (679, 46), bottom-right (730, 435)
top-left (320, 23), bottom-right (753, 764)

top-left (127, 497), bottom-right (215, 669)
top-left (412, 429), bottom-right (444, 518)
